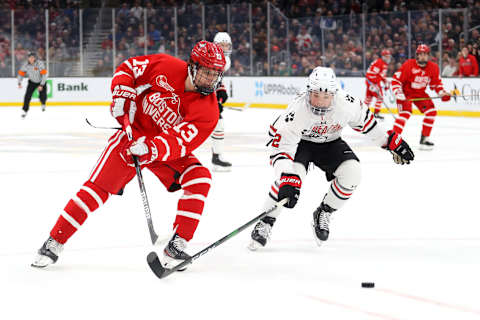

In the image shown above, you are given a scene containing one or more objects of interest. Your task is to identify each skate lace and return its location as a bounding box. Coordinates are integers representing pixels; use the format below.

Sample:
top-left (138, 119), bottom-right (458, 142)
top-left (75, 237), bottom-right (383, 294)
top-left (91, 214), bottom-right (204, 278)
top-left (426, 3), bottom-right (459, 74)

top-left (46, 238), bottom-right (63, 255)
top-left (256, 221), bottom-right (272, 239)
top-left (170, 235), bottom-right (187, 253)
top-left (318, 211), bottom-right (332, 231)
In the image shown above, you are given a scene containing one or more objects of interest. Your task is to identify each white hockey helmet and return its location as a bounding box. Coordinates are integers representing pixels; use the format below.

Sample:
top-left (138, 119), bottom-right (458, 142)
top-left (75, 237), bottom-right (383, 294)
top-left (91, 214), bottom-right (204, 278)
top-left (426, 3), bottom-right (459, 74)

top-left (305, 67), bottom-right (338, 115)
top-left (213, 32), bottom-right (232, 56)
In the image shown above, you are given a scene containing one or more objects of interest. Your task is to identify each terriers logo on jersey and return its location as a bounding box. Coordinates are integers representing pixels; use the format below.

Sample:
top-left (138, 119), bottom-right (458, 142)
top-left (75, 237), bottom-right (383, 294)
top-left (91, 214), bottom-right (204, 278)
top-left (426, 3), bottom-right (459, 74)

top-left (142, 91), bottom-right (182, 133)
top-left (155, 75), bottom-right (175, 92)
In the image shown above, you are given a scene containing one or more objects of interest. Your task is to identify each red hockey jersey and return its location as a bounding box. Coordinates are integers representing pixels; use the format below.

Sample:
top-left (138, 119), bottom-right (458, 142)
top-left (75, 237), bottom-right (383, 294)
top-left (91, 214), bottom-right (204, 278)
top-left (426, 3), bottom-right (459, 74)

top-left (366, 58), bottom-right (388, 86)
top-left (391, 59), bottom-right (445, 97)
top-left (111, 53), bottom-right (219, 162)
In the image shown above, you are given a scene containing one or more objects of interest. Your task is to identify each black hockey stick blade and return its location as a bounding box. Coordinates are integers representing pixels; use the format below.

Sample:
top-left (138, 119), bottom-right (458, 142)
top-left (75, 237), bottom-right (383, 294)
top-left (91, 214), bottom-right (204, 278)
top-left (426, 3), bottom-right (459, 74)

top-left (146, 198), bottom-right (288, 279)
top-left (85, 118), bottom-right (121, 130)
top-left (147, 251), bottom-right (168, 278)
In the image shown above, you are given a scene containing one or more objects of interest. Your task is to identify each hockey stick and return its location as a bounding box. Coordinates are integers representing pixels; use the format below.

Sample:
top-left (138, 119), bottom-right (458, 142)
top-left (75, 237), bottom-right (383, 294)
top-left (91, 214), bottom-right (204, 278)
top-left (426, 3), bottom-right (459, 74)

top-left (408, 94), bottom-right (472, 102)
top-left (85, 118), bottom-right (121, 130)
top-left (224, 106), bottom-right (244, 112)
top-left (381, 101), bottom-right (398, 120)
top-left (146, 198), bottom-right (288, 279)
top-left (122, 116), bottom-right (159, 245)
top-left (85, 116), bottom-right (160, 245)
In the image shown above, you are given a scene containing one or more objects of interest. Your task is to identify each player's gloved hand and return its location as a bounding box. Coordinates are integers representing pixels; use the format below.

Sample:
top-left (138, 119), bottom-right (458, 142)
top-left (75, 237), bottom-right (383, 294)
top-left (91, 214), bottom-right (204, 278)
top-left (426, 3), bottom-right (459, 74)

top-left (383, 130), bottom-right (414, 165)
top-left (439, 90), bottom-right (451, 102)
top-left (110, 85), bottom-right (137, 128)
top-left (277, 173), bottom-right (302, 208)
top-left (120, 136), bottom-right (158, 166)
top-left (216, 87), bottom-right (228, 104)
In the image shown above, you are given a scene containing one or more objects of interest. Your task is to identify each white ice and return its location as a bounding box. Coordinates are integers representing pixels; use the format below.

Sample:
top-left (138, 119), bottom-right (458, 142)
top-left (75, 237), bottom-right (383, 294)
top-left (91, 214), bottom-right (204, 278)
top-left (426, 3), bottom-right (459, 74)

top-left (1, 105), bottom-right (480, 320)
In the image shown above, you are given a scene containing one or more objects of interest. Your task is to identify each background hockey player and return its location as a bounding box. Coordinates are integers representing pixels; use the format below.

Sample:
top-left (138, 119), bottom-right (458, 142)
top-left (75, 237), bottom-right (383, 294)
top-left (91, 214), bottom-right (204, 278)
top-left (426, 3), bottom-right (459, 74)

top-left (32, 41), bottom-right (226, 270)
top-left (17, 51), bottom-right (48, 118)
top-left (248, 67), bottom-right (414, 250)
top-left (211, 32), bottom-right (233, 171)
top-left (364, 49), bottom-right (392, 120)
top-left (391, 44), bottom-right (452, 150)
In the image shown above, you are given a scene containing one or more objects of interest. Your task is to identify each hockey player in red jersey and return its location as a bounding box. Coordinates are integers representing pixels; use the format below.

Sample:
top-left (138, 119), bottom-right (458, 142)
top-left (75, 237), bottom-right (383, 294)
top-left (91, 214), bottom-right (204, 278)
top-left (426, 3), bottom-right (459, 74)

top-left (391, 44), bottom-right (451, 150)
top-left (365, 49), bottom-right (391, 120)
top-left (31, 41), bottom-right (226, 269)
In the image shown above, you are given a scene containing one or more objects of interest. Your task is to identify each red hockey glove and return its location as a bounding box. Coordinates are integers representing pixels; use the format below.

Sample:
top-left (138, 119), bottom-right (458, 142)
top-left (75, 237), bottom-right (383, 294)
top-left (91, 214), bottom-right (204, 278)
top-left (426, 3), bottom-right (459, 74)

top-left (277, 173), bottom-right (302, 208)
top-left (110, 85), bottom-right (137, 127)
top-left (441, 94), bottom-right (451, 102)
top-left (120, 136), bottom-right (158, 166)
top-left (384, 130), bottom-right (414, 165)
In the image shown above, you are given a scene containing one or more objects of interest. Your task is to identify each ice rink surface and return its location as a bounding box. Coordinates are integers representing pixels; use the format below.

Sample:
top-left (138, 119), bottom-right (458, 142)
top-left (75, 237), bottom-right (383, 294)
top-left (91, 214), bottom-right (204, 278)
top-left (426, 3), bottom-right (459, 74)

top-left (1, 105), bottom-right (480, 320)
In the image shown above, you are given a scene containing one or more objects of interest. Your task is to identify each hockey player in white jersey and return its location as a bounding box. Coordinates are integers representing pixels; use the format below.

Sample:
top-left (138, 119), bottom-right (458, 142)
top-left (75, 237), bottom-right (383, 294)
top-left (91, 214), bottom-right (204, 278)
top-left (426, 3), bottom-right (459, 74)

top-left (249, 67), bottom-right (415, 250)
top-left (211, 32), bottom-right (233, 171)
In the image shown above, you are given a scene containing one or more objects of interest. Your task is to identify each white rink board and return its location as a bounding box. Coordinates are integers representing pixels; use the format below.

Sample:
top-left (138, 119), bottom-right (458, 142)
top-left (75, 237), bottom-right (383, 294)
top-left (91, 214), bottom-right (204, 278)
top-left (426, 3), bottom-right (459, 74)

top-left (1, 76), bottom-right (479, 112)
top-left (224, 76), bottom-right (480, 112)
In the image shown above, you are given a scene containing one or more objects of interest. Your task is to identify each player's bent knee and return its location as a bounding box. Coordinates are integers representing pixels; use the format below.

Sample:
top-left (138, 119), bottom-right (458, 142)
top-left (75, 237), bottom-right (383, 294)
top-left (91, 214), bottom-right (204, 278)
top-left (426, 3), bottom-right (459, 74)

top-left (180, 165), bottom-right (212, 196)
top-left (334, 160), bottom-right (361, 189)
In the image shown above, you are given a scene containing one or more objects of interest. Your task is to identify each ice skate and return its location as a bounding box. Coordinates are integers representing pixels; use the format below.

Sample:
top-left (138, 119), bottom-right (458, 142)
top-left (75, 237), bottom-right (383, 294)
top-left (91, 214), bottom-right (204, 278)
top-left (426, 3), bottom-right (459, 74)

top-left (248, 216), bottom-right (276, 251)
top-left (212, 153), bottom-right (232, 172)
top-left (41, 104), bottom-right (46, 112)
top-left (373, 112), bottom-right (384, 120)
top-left (419, 135), bottom-right (434, 150)
top-left (162, 233), bottom-right (191, 271)
top-left (31, 236), bottom-right (63, 268)
top-left (21, 110), bottom-right (27, 119)
top-left (311, 202), bottom-right (336, 246)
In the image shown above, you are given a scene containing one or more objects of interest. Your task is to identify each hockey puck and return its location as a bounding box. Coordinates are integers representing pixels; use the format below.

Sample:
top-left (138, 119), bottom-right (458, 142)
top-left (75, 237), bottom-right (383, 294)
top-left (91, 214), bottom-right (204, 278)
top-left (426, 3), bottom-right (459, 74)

top-left (361, 282), bottom-right (375, 288)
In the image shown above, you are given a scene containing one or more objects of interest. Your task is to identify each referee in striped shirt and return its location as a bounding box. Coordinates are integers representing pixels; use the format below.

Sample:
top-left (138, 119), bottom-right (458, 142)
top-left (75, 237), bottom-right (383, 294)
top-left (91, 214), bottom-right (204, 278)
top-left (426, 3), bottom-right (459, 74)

top-left (17, 51), bottom-right (48, 118)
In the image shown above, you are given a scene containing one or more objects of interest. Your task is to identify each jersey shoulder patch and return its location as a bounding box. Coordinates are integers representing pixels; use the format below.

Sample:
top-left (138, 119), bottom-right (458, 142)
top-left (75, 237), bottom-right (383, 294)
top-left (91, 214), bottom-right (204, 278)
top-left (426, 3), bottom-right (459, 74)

top-left (285, 111), bottom-right (295, 122)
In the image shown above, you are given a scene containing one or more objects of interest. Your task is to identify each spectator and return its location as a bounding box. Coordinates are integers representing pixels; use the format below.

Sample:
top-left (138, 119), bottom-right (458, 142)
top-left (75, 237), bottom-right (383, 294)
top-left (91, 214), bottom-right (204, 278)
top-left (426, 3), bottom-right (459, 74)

top-left (458, 46), bottom-right (479, 77)
top-left (442, 56), bottom-right (457, 77)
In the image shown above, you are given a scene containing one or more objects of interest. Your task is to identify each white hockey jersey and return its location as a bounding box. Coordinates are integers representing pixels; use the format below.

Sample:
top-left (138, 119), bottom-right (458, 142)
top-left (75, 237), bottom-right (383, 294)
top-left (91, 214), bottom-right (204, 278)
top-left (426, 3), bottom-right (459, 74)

top-left (268, 90), bottom-right (388, 172)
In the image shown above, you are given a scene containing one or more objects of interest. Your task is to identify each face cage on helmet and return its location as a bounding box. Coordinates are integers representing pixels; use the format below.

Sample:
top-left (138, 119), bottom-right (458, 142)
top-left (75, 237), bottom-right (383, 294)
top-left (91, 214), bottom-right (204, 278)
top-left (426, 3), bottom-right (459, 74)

top-left (189, 63), bottom-right (224, 96)
top-left (216, 41), bottom-right (232, 56)
top-left (306, 88), bottom-right (334, 116)
top-left (416, 52), bottom-right (429, 67)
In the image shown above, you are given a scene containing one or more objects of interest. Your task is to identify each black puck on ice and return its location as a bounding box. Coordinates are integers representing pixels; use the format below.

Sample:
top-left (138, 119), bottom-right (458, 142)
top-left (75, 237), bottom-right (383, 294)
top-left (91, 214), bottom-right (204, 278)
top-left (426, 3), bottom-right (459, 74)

top-left (361, 282), bottom-right (375, 288)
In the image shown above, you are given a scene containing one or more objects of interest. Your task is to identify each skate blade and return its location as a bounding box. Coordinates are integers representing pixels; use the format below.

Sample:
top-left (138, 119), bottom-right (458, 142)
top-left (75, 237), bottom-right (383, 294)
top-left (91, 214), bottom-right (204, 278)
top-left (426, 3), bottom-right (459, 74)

top-left (419, 145), bottom-right (434, 151)
top-left (247, 240), bottom-right (263, 251)
top-left (162, 254), bottom-right (188, 272)
top-left (311, 221), bottom-right (325, 247)
top-left (212, 165), bottom-right (232, 172)
top-left (31, 255), bottom-right (54, 268)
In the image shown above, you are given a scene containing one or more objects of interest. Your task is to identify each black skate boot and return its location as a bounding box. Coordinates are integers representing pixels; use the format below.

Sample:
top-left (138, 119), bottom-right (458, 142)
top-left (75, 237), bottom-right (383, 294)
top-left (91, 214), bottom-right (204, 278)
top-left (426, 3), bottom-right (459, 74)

top-left (248, 216), bottom-right (276, 251)
top-left (312, 202), bottom-right (336, 246)
top-left (419, 135), bottom-right (434, 150)
top-left (41, 104), bottom-right (46, 112)
top-left (373, 112), bottom-right (384, 120)
top-left (31, 236), bottom-right (64, 268)
top-left (163, 233), bottom-right (191, 271)
top-left (212, 153), bottom-right (232, 172)
top-left (21, 110), bottom-right (27, 119)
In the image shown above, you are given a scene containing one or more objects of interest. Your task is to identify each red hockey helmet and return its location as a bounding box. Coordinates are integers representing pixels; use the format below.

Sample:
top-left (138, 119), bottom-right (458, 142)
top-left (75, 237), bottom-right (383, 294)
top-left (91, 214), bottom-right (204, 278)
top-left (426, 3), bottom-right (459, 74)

top-left (381, 49), bottom-right (391, 56)
top-left (416, 44), bottom-right (430, 54)
top-left (189, 41), bottom-right (226, 95)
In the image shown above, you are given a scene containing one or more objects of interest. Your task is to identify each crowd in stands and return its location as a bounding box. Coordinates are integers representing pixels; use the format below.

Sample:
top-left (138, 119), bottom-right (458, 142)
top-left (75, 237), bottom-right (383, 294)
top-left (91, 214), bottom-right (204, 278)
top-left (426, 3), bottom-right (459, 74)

top-left (0, 0), bottom-right (479, 78)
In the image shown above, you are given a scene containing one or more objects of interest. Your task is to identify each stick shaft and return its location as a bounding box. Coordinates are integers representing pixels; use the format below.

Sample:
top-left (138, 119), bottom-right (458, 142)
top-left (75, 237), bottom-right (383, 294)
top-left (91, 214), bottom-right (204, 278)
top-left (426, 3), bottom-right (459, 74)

top-left (160, 199), bottom-right (288, 277)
